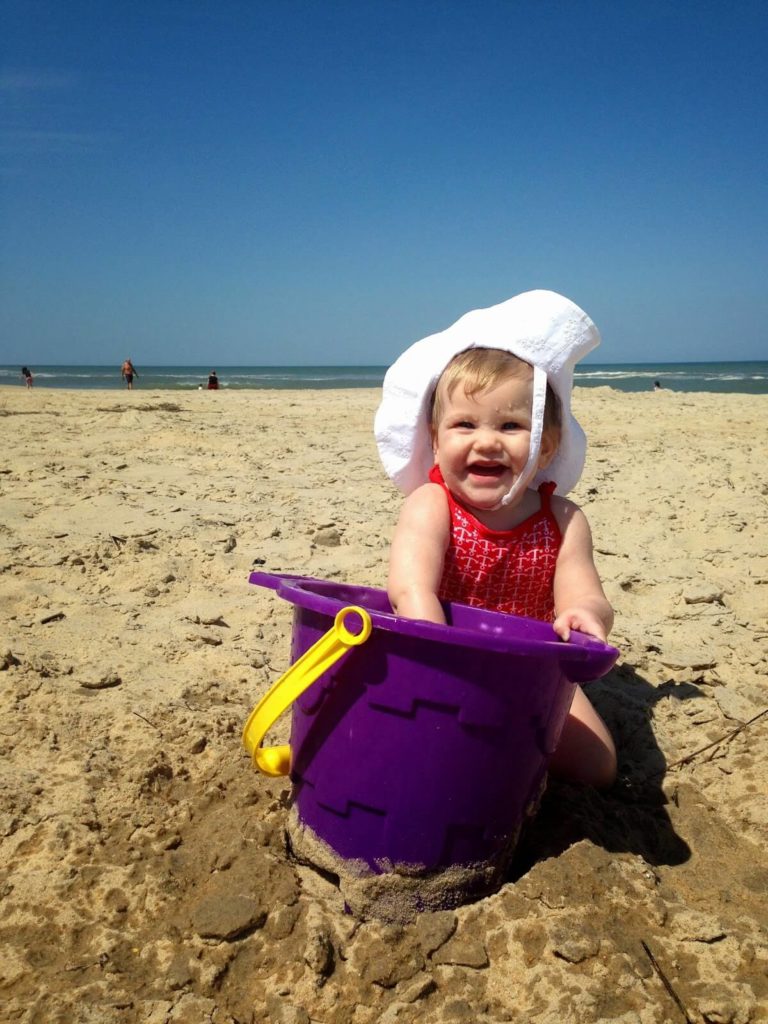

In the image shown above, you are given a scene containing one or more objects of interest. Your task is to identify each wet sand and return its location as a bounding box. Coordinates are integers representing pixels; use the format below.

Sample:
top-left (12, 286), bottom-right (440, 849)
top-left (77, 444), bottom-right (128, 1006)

top-left (1, 384), bottom-right (767, 1022)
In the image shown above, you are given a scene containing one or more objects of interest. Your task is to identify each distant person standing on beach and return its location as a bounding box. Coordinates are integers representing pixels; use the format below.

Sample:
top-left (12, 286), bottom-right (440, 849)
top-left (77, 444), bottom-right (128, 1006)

top-left (21, 367), bottom-right (33, 389)
top-left (207, 370), bottom-right (219, 390)
top-left (653, 380), bottom-right (663, 391)
top-left (121, 359), bottom-right (138, 390)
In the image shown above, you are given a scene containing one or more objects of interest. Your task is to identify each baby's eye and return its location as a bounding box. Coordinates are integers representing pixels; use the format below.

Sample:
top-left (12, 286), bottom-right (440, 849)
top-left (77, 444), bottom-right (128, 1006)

top-left (502, 421), bottom-right (522, 431)
top-left (451, 419), bottom-right (475, 429)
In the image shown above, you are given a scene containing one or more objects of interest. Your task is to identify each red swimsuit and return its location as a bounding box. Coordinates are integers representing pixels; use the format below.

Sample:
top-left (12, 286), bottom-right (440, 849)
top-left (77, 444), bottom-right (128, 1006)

top-left (429, 465), bottom-right (561, 621)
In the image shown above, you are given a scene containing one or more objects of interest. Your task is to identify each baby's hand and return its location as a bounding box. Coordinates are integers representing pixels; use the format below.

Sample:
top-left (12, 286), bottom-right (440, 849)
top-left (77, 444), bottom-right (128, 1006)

top-left (553, 607), bottom-right (608, 643)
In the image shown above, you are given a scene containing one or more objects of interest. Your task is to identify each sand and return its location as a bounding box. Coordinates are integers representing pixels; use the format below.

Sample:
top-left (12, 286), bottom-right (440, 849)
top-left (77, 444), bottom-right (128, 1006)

top-left (1, 384), bottom-right (767, 1023)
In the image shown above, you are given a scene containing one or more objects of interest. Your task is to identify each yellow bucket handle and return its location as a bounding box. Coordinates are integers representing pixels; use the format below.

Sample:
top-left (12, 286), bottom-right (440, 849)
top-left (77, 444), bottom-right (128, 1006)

top-left (242, 605), bottom-right (372, 776)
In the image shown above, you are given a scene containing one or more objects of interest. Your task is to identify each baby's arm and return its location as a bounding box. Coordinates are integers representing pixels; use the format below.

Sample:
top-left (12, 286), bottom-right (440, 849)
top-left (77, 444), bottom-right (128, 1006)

top-left (388, 483), bottom-right (450, 624)
top-left (551, 500), bottom-right (613, 642)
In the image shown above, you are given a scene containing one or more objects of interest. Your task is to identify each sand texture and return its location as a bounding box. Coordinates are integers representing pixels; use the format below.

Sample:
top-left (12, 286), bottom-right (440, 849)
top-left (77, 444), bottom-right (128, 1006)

top-left (1, 385), bottom-right (767, 1023)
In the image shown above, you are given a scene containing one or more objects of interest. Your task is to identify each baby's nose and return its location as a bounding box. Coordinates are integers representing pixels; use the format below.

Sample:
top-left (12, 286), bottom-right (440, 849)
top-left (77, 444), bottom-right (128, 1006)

top-left (474, 428), bottom-right (501, 451)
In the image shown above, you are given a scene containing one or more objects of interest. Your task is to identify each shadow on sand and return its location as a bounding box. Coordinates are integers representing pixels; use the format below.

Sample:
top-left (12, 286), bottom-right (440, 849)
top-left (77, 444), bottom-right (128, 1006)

top-left (510, 661), bottom-right (695, 878)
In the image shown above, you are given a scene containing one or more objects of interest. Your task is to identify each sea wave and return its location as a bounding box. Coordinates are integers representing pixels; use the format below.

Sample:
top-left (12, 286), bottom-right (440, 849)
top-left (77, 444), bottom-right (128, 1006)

top-left (2, 363), bottom-right (767, 394)
top-left (576, 369), bottom-right (684, 379)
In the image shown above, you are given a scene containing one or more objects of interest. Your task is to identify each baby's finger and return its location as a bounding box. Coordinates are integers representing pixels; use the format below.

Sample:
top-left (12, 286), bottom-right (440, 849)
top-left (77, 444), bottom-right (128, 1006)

top-left (573, 616), bottom-right (607, 642)
top-left (552, 615), bottom-right (571, 642)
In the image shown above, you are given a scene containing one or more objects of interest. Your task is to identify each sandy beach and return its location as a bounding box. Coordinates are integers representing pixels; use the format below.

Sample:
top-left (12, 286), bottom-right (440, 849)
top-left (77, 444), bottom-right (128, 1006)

top-left (1, 383), bottom-right (767, 1023)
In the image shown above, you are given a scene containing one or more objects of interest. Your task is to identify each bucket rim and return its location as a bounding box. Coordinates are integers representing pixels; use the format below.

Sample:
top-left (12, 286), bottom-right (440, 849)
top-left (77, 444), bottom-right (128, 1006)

top-left (249, 571), bottom-right (618, 667)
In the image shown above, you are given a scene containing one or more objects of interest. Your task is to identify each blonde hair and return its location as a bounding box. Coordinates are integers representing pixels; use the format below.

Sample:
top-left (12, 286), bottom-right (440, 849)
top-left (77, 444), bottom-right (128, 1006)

top-left (430, 348), bottom-right (562, 437)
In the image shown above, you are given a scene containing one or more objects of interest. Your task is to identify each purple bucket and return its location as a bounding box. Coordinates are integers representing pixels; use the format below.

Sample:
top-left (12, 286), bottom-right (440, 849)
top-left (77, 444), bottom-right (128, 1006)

top-left (251, 572), bottom-right (618, 913)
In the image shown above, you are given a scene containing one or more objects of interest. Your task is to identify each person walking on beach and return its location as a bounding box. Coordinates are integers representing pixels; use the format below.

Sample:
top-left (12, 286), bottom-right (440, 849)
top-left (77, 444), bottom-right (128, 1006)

top-left (21, 367), bottom-right (33, 389)
top-left (207, 370), bottom-right (219, 390)
top-left (376, 289), bottom-right (617, 789)
top-left (121, 359), bottom-right (138, 390)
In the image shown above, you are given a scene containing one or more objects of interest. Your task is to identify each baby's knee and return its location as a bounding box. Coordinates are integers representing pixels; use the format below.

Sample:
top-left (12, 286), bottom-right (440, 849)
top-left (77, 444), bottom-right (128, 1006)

top-left (550, 711), bottom-right (617, 789)
top-left (589, 739), bottom-right (617, 790)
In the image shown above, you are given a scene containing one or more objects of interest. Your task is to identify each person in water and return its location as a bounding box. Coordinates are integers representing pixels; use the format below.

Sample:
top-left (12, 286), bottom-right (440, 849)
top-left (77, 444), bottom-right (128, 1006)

top-left (21, 367), bottom-right (33, 388)
top-left (375, 290), bottom-right (616, 788)
top-left (121, 359), bottom-right (138, 389)
top-left (207, 370), bottom-right (219, 390)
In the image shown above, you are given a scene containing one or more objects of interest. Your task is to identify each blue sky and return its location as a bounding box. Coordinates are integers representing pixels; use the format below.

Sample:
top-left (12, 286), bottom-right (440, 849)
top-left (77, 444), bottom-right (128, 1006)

top-left (1, 1), bottom-right (766, 366)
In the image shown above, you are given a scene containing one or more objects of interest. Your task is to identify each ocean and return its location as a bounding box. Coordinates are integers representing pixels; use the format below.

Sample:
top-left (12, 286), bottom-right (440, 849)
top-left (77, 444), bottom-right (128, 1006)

top-left (1, 361), bottom-right (767, 394)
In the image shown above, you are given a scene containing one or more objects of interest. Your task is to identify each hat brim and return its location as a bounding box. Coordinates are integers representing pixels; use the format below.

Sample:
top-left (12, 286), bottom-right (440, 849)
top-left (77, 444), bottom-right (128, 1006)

top-left (374, 290), bottom-right (600, 497)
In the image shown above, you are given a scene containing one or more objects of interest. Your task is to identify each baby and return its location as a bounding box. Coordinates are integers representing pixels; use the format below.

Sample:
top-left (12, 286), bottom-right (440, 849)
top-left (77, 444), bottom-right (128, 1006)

top-left (375, 290), bottom-right (617, 788)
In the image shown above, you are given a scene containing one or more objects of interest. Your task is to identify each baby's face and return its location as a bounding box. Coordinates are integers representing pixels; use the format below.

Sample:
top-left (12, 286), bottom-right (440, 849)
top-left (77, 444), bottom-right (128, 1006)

top-left (432, 372), bottom-right (555, 514)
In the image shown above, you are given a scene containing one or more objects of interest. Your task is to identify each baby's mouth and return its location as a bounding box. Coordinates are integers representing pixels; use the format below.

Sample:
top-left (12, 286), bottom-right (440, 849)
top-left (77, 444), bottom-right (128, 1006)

top-left (468, 462), bottom-right (505, 478)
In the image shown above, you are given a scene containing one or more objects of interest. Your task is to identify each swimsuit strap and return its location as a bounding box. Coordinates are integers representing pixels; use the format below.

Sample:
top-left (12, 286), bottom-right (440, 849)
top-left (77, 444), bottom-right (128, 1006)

top-left (538, 481), bottom-right (557, 513)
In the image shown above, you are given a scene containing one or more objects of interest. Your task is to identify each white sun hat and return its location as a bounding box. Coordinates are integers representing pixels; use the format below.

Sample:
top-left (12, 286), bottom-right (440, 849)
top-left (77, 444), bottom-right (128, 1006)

top-left (374, 289), bottom-right (601, 504)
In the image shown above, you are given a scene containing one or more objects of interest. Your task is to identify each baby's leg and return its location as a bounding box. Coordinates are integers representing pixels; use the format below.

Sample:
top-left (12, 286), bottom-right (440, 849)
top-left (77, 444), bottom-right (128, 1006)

top-left (549, 685), bottom-right (616, 789)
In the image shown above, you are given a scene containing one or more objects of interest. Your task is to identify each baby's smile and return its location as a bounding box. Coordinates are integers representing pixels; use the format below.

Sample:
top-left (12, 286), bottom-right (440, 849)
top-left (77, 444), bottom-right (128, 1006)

top-left (468, 462), bottom-right (505, 477)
